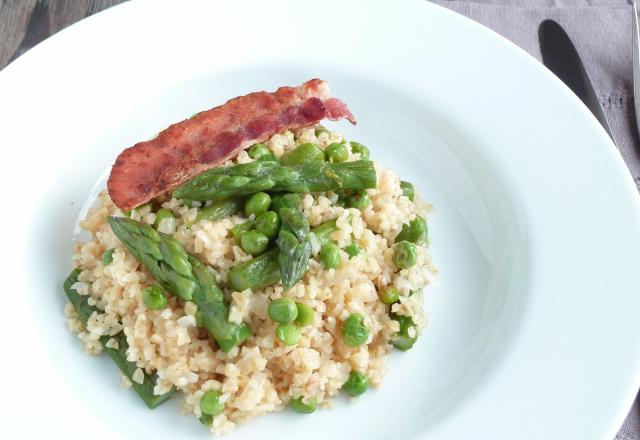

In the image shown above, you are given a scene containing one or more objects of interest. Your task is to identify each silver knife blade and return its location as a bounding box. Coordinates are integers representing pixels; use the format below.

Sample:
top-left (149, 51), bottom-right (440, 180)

top-left (538, 19), bottom-right (616, 143)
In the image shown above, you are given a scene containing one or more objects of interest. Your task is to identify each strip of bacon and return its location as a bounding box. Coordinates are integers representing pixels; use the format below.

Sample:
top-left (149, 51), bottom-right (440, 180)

top-left (107, 79), bottom-right (356, 211)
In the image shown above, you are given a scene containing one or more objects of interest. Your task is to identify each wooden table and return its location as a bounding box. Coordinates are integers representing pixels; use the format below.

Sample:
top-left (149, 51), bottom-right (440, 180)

top-left (0, 2), bottom-right (637, 439)
top-left (0, 0), bottom-right (126, 70)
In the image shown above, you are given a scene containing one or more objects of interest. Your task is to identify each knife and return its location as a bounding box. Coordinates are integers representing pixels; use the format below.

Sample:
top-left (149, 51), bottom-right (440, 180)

top-left (538, 19), bottom-right (616, 143)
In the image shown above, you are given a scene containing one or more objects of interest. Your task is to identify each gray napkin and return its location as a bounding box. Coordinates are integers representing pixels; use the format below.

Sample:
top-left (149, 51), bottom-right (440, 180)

top-left (429, 1), bottom-right (639, 438)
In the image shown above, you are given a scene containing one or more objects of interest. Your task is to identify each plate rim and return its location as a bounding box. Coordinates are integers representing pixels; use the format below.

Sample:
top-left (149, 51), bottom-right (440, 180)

top-left (0, 0), bottom-right (639, 438)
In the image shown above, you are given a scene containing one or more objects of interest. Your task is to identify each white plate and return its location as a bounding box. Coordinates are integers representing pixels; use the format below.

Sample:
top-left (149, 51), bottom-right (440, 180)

top-left (1, 0), bottom-right (640, 438)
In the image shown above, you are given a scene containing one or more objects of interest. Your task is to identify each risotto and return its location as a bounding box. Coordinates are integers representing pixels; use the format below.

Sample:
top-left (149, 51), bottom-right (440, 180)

top-left (65, 126), bottom-right (436, 435)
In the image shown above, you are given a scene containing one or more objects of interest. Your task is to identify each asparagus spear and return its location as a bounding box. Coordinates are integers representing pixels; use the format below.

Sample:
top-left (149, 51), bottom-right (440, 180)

top-left (270, 193), bottom-right (302, 212)
top-left (277, 207), bottom-right (312, 290)
top-left (227, 218), bottom-right (338, 292)
top-left (108, 217), bottom-right (251, 352)
top-left (395, 216), bottom-right (428, 245)
top-left (173, 160), bottom-right (377, 201)
top-left (64, 269), bottom-right (175, 408)
top-left (188, 256), bottom-right (251, 352)
top-left (231, 220), bottom-right (255, 240)
top-left (227, 249), bottom-right (281, 292)
top-left (193, 197), bottom-right (243, 224)
top-left (311, 218), bottom-right (337, 245)
top-left (108, 217), bottom-right (197, 301)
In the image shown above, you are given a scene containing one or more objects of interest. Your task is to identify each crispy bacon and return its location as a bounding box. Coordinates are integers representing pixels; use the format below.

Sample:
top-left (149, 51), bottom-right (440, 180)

top-left (107, 79), bottom-right (356, 210)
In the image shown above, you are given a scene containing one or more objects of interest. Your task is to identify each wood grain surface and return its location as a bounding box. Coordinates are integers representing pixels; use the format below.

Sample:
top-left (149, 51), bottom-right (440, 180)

top-left (0, 0), bottom-right (126, 70)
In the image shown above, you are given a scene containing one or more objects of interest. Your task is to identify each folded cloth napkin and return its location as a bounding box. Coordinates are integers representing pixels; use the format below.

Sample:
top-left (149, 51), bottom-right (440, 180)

top-left (429, 1), bottom-right (639, 439)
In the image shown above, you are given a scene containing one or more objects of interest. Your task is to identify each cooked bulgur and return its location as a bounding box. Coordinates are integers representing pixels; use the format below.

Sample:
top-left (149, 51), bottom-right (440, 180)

top-left (65, 126), bottom-right (437, 435)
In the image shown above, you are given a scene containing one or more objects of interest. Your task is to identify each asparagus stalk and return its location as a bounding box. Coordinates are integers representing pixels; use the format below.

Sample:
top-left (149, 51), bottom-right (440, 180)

top-left (64, 269), bottom-right (175, 408)
top-left (227, 249), bottom-right (281, 292)
top-left (311, 218), bottom-right (337, 245)
top-left (108, 217), bottom-right (251, 352)
top-left (227, 218), bottom-right (338, 292)
top-left (193, 197), bottom-right (243, 224)
top-left (270, 193), bottom-right (302, 212)
top-left (173, 160), bottom-right (377, 201)
top-left (231, 220), bottom-right (255, 240)
top-left (108, 217), bottom-right (197, 301)
top-left (277, 207), bottom-right (312, 290)
top-left (188, 256), bottom-right (251, 352)
top-left (395, 216), bottom-right (428, 245)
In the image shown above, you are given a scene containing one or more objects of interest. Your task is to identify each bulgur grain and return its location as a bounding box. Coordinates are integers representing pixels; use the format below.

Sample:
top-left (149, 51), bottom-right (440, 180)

top-left (66, 127), bottom-right (436, 435)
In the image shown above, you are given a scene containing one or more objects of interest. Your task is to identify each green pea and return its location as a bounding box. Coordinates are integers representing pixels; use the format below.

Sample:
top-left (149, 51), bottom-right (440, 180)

top-left (393, 241), bottom-right (417, 269)
top-left (315, 125), bottom-right (329, 137)
top-left (281, 143), bottom-right (324, 166)
top-left (325, 142), bottom-right (348, 163)
top-left (319, 242), bottom-right (340, 269)
top-left (295, 303), bottom-right (314, 326)
top-left (102, 248), bottom-right (115, 266)
top-left (390, 314), bottom-right (418, 351)
top-left (248, 143), bottom-right (270, 159)
top-left (346, 190), bottom-right (371, 210)
top-left (143, 285), bottom-right (168, 310)
top-left (240, 231), bottom-right (269, 256)
top-left (290, 396), bottom-right (317, 413)
top-left (200, 390), bottom-right (225, 416)
top-left (349, 141), bottom-right (370, 159)
top-left (199, 414), bottom-right (213, 426)
top-left (270, 194), bottom-right (283, 211)
top-left (244, 192), bottom-right (271, 217)
top-left (343, 371), bottom-right (369, 397)
top-left (276, 323), bottom-right (301, 345)
top-left (400, 181), bottom-right (415, 201)
top-left (379, 286), bottom-right (400, 305)
top-left (255, 211), bottom-right (280, 239)
top-left (342, 313), bottom-right (369, 347)
top-left (280, 193), bottom-right (302, 209)
top-left (231, 221), bottom-right (255, 240)
top-left (271, 193), bottom-right (302, 212)
top-left (344, 243), bottom-right (363, 259)
top-left (268, 298), bottom-right (298, 323)
top-left (396, 216), bottom-right (428, 245)
top-left (154, 208), bottom-right (174, 228)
